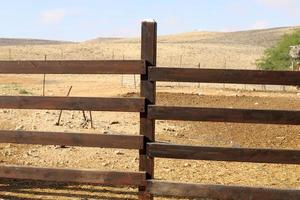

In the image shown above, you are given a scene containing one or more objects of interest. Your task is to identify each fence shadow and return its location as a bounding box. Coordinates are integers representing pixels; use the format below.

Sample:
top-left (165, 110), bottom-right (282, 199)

top-left (0, 179), bottom-right (138, 200)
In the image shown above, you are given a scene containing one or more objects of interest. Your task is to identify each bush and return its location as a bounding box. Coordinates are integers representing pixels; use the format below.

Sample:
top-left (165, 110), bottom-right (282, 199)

top-left (256, 29), bottom-right (300, 70)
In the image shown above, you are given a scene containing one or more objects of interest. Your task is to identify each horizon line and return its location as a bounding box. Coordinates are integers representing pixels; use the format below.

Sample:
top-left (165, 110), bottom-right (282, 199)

top-left (0, 25), bottom-right (299, 43)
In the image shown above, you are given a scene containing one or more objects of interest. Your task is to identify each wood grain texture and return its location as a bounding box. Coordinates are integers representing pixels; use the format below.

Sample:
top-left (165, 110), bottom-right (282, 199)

top-left (0, 60), bottom-right (145, 74)
top-left (149, 67), bottom-right (300, 85)
top-left (148, 106), bottom-right (300, 125)
top-left (0, 131), bottom-right (144, 149)
top-left (0, 165), bottom-right (146, 186)
top-left (139, 21), bottom-right (157, 200)
top-left (147, 180), bottom-right (300, 200)
top-left (147, 143), bottom-right (300, 164)
top-left (0, 96), bottom-right (145, 112)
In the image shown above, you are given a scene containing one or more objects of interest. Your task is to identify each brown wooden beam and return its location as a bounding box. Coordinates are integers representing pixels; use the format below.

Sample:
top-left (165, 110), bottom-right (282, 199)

top-left (149, 67), bottom-right (300, 85)
top-left (139, 20), bottom-right (157, 200)
top-left (147, 180), bottom-right (300, 200)
top-left (0, 131), bottom-right (144, 150)
top-left (0, 60), bottom-right (145, 74)
top-left (148, 106), bottom-right (300, 125)
top-left (0, 165), bottom-right (146, 186)
top-left (147, 143), bottom-right (300, 164)
top-left (0, 96), bottom-right (145, 112)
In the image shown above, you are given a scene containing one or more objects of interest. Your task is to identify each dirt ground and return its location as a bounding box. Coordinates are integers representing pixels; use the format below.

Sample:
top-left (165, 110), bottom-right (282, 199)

top-left (0, 74), bottom-right (299, 200)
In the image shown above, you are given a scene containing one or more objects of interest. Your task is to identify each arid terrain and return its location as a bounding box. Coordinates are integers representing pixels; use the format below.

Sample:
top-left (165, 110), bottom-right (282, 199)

top-left (0, 26), bottom-right (298, 69)
top-left (0, 27), bottom-right (299, 199)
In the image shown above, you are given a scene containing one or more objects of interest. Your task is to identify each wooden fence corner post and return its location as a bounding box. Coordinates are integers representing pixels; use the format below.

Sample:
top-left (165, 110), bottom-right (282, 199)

top-left (139, 20), bottom-right (157, 200)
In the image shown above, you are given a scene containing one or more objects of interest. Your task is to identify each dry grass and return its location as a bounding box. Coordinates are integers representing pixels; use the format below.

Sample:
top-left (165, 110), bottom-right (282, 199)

top-left (0, 26), bottom-right (298, 70)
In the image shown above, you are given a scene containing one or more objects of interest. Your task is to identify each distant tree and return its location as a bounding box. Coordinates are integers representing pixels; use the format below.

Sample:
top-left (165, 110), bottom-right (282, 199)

top-left (256, 29), bottom-right (300, 70)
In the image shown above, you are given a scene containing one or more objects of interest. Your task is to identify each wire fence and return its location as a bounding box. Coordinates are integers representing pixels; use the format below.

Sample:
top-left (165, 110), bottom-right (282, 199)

top-left (1, 49), bottom-right (298, 93)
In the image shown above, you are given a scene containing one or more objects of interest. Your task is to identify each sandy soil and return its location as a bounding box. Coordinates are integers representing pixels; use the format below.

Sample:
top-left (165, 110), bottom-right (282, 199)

top-left (0, 26), bottom-right (299, 199)
top-left (0, 73), bottom-right (299, 199)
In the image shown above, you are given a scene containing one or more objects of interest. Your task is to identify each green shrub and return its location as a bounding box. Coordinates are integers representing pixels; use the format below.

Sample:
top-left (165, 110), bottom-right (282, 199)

top-left (256, 29), bottom-right (300, 70)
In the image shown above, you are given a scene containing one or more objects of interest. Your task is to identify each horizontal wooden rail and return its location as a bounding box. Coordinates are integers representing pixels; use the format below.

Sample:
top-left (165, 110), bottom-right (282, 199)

top-left (0, 131), bottom-right (144, 149)
top-left (0, 96), bottom-right (145, 112)
top-left (149, 67), bottom-right (300, 85)
top-left (148, 106), bottom-right (300, 125)
top-left (147, 180), bottom-right (300, 200)
top-left (0, 165), bottom-right (146, 186)
top-left (0, 60), bottom-right (145, 74)
top-left (147, 143), bottom-right (300, 164)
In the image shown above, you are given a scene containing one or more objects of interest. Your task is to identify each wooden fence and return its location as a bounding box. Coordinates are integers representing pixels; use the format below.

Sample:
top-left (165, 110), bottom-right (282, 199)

top-left (0, 21), bottom-right (299, 200)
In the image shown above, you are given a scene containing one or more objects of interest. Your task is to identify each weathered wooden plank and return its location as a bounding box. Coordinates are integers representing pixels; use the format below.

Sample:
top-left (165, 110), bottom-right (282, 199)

top-left (0, 165), bottom-right (146, 186)
top-left (0, 96), bottom-right (145, 112)
top-left (149, 67), bottom-right (300, 86)
top-left (0, 131), bottom-right (144, 149)
top-left (147, 180), bottom-right (300, 200)
top-left (0, 60), bottom-right (145, 74)
top-left (139, 20), bottom-right (157, 200)
top-left (147, 143), bottom-right (300, 164)
top-left (148, 106), bottom-right (300, 125)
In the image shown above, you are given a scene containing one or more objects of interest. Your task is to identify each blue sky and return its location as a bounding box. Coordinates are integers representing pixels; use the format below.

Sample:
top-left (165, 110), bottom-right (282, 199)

top-left (0, 0), bottom-right (299, 41)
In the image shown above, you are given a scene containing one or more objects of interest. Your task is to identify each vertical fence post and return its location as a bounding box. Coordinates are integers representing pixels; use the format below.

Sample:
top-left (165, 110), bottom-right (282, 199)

top-left (43, 55), bottom-right (47, 96)
top-left (178, 54), bottom-right (183, 86)
top-left (8, 49), bottom-right (12, 60)
top-left (198, 63), bottom-right (201, 88)
top-left (121, 54), bottom-right (125, 87)
top-left (223, 58), bottom-right (226, 89)
top-left (139, 20), bottom-right (157, 200)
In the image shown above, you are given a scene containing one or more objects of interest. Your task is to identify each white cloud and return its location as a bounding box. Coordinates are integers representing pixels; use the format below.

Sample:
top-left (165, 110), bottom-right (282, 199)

top-left (252, 20), bottom-right (269, 29)
top-left (256, 0), bottom-right (299, 15)
top-left (41, 9), bottom-right (67, 24)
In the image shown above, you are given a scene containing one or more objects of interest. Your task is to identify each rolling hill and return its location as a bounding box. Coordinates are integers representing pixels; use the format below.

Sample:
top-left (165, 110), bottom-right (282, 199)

top-left (0, 38), bottom-right (74, 46)
top-left (99, 26), bottom-right (299, 47)
top-left (0, 26), bottom-right (299, 69)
